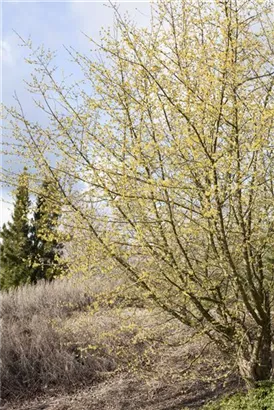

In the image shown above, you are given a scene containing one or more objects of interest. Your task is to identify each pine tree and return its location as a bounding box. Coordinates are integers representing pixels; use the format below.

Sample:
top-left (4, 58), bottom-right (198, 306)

top-left (0, 169), bottom-right (32, 289)
top-left (30, 179), bottom-right (66, 282)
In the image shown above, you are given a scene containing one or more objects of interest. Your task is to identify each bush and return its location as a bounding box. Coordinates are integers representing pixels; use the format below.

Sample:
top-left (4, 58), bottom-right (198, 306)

top-left (203, 383), bottom-right (274, 410)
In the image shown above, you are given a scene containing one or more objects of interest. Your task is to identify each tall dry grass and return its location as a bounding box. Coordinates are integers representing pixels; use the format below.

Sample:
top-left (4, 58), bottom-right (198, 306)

top-left (0, 274), bottom-right (158, 401)
top-left (1, 275), bottom-right (121, 400)
top-left (1, 273), bottom-right (238, 405)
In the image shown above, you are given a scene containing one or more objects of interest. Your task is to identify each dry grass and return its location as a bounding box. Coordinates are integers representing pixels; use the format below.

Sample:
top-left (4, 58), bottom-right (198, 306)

top-left (1, 274), bottom-right (120, 400)
top-left (1, 275), bottom-right (238, 408)
top-left (0, 274), bottom-right (163, 401)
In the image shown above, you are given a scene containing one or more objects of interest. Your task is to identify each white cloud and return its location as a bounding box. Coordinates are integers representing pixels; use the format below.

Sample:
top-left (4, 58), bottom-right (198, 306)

top-left (1, 198), bottom-right (13, 226)
top-left (1, 40), bottom-right (14, 66)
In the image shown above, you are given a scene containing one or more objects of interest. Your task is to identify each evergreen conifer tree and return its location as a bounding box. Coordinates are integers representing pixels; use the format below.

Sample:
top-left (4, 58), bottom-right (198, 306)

top-left (30, 179), bottom-right (66, 282)
top-left (0, 169), bottom-right (32, 289)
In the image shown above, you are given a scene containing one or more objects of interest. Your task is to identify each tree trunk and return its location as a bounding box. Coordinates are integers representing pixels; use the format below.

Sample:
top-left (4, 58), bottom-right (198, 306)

top-left (238, 313), bottom-right (272, 388)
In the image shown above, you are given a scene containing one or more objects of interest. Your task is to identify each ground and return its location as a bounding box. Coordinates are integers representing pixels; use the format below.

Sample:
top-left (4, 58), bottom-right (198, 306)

top-left (1, 277), bottom-right (243, 410)
top-left (2, 370), bottom-right (241, 410)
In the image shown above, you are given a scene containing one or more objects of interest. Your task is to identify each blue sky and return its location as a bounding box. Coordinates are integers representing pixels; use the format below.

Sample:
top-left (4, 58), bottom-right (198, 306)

top-left (1, 1), bottom-right (151, 225)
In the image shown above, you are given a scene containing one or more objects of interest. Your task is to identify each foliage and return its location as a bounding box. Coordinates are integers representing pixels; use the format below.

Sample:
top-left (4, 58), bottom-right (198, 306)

top-left (202, 383), bottom-right (274, 410)
top-left (1, 172), bottom-right (66, 289)
top-left (0, 169), bottom-right (33, 289)
top-left (2, 0), bottom-right (274, 386)
top-left (30, 178), bottom-right (67, 282)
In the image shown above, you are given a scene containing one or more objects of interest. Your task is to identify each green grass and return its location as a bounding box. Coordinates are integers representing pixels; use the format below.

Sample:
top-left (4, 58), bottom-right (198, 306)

top-left (202, 383), bottom-right (274, 410)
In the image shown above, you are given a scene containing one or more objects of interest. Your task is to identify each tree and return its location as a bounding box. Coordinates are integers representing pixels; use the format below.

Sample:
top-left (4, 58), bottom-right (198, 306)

top-left (0, 169), bottom-right (32, 289)
top-left (30, 178), bottom-right (66, 282)
top-left (3, 0), bottom-right (274, 387)
top-left (0, 172), bottom-right (67, 288)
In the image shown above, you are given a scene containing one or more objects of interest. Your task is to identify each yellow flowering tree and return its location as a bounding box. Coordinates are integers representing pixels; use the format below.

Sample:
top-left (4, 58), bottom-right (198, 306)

top-left (3, 0), bottom-right (274, 387)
